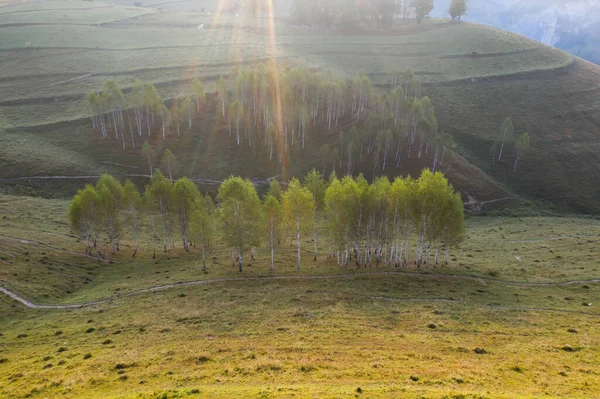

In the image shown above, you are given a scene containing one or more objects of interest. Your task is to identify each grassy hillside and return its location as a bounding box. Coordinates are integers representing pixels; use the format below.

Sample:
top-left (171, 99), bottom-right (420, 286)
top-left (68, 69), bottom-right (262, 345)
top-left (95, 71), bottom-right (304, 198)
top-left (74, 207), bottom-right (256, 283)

top-left (1, 196), bottom-right (600, 399)
top-left (1, 0), bottom-right (599, 213)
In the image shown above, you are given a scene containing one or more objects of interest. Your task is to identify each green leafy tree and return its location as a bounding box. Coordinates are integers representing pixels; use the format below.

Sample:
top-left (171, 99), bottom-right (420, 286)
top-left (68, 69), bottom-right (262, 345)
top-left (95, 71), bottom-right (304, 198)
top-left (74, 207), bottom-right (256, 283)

top-left (141, 141), bottom-right (154, 177)
top-left (190, 195), bottom-right (214, 271)
top-left (190, 78), bottom-right (206, 112)
top-left (217, 177), bottom-right (262, 272)
top-left (304, 169), bottom-right (327, 260)
top-left (130, 78), bottom-right (146, 137)
top-left (442, 192), bottom-right (464, 264)
top-left (216, 76), bottom-right (229, 118)
top-left (143, 83), bottom-right (160, 136)
top-left (371, 176), bottom-right (391, 265)
top-left (79, 185), bottom-right (100, 253)
top-left (146, 170), bottom-right (172, 254)
top-left (122, 180), bottom-right (142, 257)
top-left (498, 117), bottom-right (514, 161)
top-left (181, 96), bottom-right (195, 131)
top-left (514, 132), bottom-right (531, 171)
top-left (263, 195), bottom-right (282, 272)
top-left (69, 191), bottom-right (91, 253)
top-left (161, 148), bottom-right (177, 184)
top-left (388, 176), bottom-right (414, 265)
top-left (411, 170), bottom-right (455, 266)
top-left (229, 100), bottom-right (243, 145)
top-left (172, 100), bottom-right (183, 137)
top-left (267, 179), bottom-right (282, 201)
top-left (172, 177), bottom-right (202, 251)
top-left (325, 176), bottom-right (360, 267)
top-left (102, 80), bottom-right (126, 148)
top-left (449, 0), bottom-right (468, 20)
top-left (411, 0), bottom-right (433, 24)
top-left (96, 174), bottom-right (124, 256)
top-left (282, 178), bottom-right (315, 271)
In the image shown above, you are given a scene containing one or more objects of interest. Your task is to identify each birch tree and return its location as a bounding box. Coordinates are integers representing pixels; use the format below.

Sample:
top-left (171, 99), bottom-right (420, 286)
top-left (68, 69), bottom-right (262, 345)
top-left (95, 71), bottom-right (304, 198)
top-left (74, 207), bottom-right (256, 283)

top-left (282, 178), bottom-right (315, 271)
top-left (141, 141), bottom-right (154, 177)
top-left (79, 185), bottom-right (100, 254)
top-left (263, 194), bottom-right (282, 272)
top-left (190, 78), bottom-right (206, 112)
top-left (513, 132), bottom-right (530, 171)
top-left (96, 174), bottom-right (124, 256)
top-left (304, 169), bottom-right (327, 260)
top-left (130, 79), bottom-right (146, 137)
top-left (229, 100), bottom-right (243, 145)
top-left (161, 149), bottom-right (177, 184)
top-left (122, 179), bottom-right (142, 257)
top-left (172, 177), bottom-right (201, 251)
top-left (497, 117), bottom-right (514, 161)
top-left (181, 97), bottom-right (194, 131)
top-left (411, 170), bottom-right (454, 267)
top-left (216, 76), bottom-right (229, 118)
top-left (146, 170), bottom-right (172, 253)
top-left (190, 194), bottom-right (214, 270)
top-left (69, 191), bottom-right (92, 254)
top-left (217, 177), bottom-right (261, 272)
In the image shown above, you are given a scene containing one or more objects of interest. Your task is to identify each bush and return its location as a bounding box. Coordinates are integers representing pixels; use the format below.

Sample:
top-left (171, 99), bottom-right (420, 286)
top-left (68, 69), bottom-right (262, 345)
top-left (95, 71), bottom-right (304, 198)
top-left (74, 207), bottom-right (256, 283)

top-left (83, 353), bottom-right (92, 360)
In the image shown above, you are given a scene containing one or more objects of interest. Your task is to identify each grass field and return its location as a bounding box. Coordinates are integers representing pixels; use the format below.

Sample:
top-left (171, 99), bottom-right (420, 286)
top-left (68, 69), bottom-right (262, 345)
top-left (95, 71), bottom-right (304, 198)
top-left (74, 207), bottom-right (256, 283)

top-left (1, 3), bottom-right (600, 398)
top-left (1, 195), bottom-right (600, 398)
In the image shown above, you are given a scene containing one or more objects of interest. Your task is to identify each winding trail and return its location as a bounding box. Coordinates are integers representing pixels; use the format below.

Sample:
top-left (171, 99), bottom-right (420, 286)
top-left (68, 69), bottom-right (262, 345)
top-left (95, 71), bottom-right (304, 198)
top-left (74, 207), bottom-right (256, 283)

top-left (1, 271), bottom-right (598, 314)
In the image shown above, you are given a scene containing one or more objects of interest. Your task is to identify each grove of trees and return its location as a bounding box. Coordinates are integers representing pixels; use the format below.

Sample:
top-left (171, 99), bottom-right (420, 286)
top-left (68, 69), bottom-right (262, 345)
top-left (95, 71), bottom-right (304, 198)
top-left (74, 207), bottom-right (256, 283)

top-left (490, 117), bottom-right (532, 171)
top-left (86, 63), bottom-right (458, 178)
top-left (69, 169), bottom-right (464, 272)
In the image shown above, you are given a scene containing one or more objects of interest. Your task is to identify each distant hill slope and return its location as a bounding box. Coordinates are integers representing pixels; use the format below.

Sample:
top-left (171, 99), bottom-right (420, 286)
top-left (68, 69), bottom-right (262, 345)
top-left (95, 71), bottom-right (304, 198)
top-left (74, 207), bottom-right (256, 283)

top-left (1, 1), bottom-right (600, 213)
top-left (432, 0), bottom-right (600, 65)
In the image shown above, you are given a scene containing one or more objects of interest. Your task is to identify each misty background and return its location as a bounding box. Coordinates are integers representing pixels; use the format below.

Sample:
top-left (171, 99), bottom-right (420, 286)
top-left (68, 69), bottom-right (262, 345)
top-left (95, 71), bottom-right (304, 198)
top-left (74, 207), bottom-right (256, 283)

top-left (431, 0), bottom-right (600, 64)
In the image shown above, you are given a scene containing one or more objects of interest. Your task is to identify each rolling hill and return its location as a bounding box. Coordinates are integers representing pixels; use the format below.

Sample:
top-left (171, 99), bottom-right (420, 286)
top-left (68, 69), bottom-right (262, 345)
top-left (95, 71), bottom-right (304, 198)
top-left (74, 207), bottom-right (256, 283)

top-left (432, 0), bottom-right (600, 65)
top-left (1, 0), bottom-right (600, 213)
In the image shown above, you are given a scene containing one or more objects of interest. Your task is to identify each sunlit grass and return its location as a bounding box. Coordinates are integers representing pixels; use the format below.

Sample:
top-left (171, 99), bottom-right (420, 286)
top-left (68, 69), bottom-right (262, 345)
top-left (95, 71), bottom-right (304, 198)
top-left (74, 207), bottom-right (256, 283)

top-left (1, 196), bottom-right (599, 398)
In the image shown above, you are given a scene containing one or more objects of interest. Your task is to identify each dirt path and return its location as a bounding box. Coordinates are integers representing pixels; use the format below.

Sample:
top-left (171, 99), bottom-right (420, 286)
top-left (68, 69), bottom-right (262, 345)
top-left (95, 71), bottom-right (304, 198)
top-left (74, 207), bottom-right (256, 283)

top-left (1, 271), bottom-right (598, 312)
